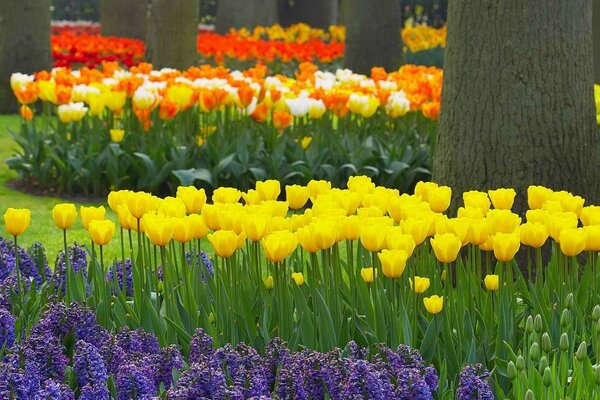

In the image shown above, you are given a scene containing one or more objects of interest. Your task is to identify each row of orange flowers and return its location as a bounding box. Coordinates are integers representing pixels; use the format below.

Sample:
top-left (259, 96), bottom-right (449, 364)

top-left (3, 177), bottom-right (596, 318)
top-left (12, 62), bottom-right (442, 125)
top-left (50, 23), bottom-right (446, 68)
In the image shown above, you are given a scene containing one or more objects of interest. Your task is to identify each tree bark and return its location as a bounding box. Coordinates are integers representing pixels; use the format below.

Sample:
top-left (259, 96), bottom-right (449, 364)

top-left (343, 0), bottom-right (402, 74)
top-left (278, 0), bottom-right (338, 29)
top-left (100, 0), bottom-right (148, 40)
top-left (0, 0), bottom-right (51, 114)
top-left (594, 0), bottom-right (600, 82)
top-left (434, 1), bottom-right (600, 216)
top-left (146, 0), bottom-right (198, 70)
top-left (215, 0), bottom-right (278, 34)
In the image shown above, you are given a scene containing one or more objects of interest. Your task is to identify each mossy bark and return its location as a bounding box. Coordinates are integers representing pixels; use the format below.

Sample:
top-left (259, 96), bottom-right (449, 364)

top-left (146, 0), bottom-right (198, 70)
top-left (100, 0), bottom-right (148, 40)
top-left (594, 0), bottom-right (600, 82)
top-left (343, 0), bottom-right (402, 74)
top-left (215, 0), bottom-right (278, 34)
top-left (0, 0), bottom-right (51, 113)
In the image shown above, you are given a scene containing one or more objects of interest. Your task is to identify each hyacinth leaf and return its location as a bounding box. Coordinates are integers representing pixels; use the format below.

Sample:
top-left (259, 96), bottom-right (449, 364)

top-left (420, 317), bottom-right (437, 363)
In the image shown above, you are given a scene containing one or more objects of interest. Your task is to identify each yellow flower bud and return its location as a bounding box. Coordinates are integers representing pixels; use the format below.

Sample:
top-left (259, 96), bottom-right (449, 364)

top-left (559, 228), bottom-right (587, 257)
top-left (88, 219), bottom-right (115, 246)
top-left (285, 185), bottom-right (310, 210)
top-left (207, 230), bottom-right (241, 258)
top-left (256, 180), bottom-right (281, 201)
top-left (484, 274), bottom-right (499, 291)
top-left (488, 188), bottom-right (516, 210)
top-left (409, 276), bottom-right (430, 294)
top-left (492, 233), bottom-right (521, 262)
top-left (176, 186), bottom-right (207, 214)
top-left (423, 295), bottom-right (444, 314)
top-left (262, 231), bottom-right (297, 263)
top-left (430, 233), bottom-right (462, 263)
top-left (378, 249), bottom-right (408, 278)
top-left (264, 275), bottom-right (274, 290)
top-left (291, 272), bottom-right (304, 286)
top-left (52, 203), bottom-right (77, 229)
top-left (4, 208), bottom-right (31, 237)
top-left (80, 205), bottom-right (106, 230)
top-left (360, 267), bottom-right (376, 283)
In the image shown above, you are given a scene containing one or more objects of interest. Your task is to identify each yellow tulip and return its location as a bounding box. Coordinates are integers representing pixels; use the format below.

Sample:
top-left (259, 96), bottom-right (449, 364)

top-left (244, 213), bottom-right (270, 242)
top-left (467, 218), bottom-right (489, 246)
top-left (401, 218), bottom-right (429, 245)
top-left (479, 236), bottom-right (494, 252)
top-left (117, 204), bottom-right (137, 231)
top-left (360, 225), bottom-right (389, 252)
top-left (556, 192), bottom-right (585, 216)
top-left (297, 226), bottom-right (320, 253)
top-left (357, 206), bottom-right (384, 218)
top-left (307, 179), bottom-right (331, 199)
top-left (108, 190), bottom-right (132, 213)
top-left (409, 276), bottom-right (430, 294)
top-left (264, 275), bottom-right (274, 290)
top-left (334, 190), bottom-right (362, 216)
top-left (360, 267), bottom-right (376, 283)
top-left (347, 175), bottom-right (375, 195)
top-left (242, 189), bottom-right (262, 205)
top-left (291, 272), bottom-right (304, 286)
top-left (580, 206), bottom-right (600, 226)
top-left (446, 218), bottom-right (470, 246)
top-left (463, 191), bottom-right (491, 214)
top-left (457, 207), bottom-right (485, 219)
top-left (125, 192), bottom-right (153, 219)
top-left (172, 217), bottom-right (194, 243)
top-left (414, 181), bottom-right (438, 202)
top-left (385, 228), bottom-right (416, 256)
top-left (545, 212), bottom-right (578, 242)
top-left (176, 186), bottom-right (207, 214)
top-left (378, 249), bottom-right (408, 278)
top-left (52, 203), bottom-right (77, 229)
top-left (559, 228), bottom-right (587, 257)
top-left (486, 209), bottom-right (521, 234)
top-left (143, 214), bottom-right (173, 247)
top-left (207, 230), bottom-right (240, 258)
top-left (158, 197), bottom-right (187, 218)
top-left (526, 209), bottom-right (548, 224)
top-left (423, 295), bottom-right (444, 314)
top-left (4, 208), bottom-right (31, 237)
top-left (311, 220), bottom-right (338, 250)
top-left (584, 225), bottom-right (600, 251)
top-left (256, 180), bottom-right (281, 201)
top-left (103, 90), bottom-right (127, 112)
top-left (201, 204), bottom-right (221, 230)
top-left (492, 233), bottom-right (520, 262)
top-left (261, 200), bottom-right (289, 218)
top-left (188, 214), bottom-right (209, 239)
top-left (262, 231), bottom-right (297, 263)
top-left (527, 185), bottom-right (552, 209)
top-left (342, 215), bottom-right (361, 241)
top-left (428, 185), bottom-right (452, 213)
top-left (88, 219), bottom-right (115, 246)
top-left (430, 233), bottom-right (462, 263)
top-left (212, 187), bottom-right (242, 203)
top-left (286, 185), bottom-right (310, 209)
top-left (80, 205), bottom-right (106, 230)
top-left (488, 188), bottom-right (516, 210)
top-left (484, 274), bottom-right (499, 291)
top-left (109, 128), bottom-right (125, 143)
top-left (520, 222), bottom-right (548, 248)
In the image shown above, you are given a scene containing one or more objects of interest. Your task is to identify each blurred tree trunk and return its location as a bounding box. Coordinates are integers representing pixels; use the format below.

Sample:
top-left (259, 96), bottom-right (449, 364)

top-left (215, 0), bottom-right (278, 34)
top-left (594, 0), bottom-right (600, 82)
top-left (434, 1), bottom-right (599, 218)
top-left (100, 0), bottom-right (148, 40)
top-left (343, 0), bottom-right (402, 74)
top-left (0, 0), bottom-right (51, 114)
top-left (146, 0), bottom-right (198, 70)
top-left (278, 0), bottom-right (338, 29)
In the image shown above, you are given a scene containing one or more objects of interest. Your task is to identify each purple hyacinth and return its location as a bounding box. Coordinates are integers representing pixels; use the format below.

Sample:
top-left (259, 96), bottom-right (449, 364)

top-left (0, 354), bottom-right (41, 399)
top-left (73, 340), bottom-right (108, 388)
top-left (34, 379), bottom-right (75, 400)
top-left (188, 328), bottom-right (215, 364)
top-left (167, 358), bottom-right (231, 399)
top-left (79, 384), bottom-right (110, 400)
top-left (0, 236), bottom-right (47, 287)
top-left (106, 259), bottom-right (133, 296)
top-left (150, 344), bottom-right (184, 389)
top-left (185, 250), bottom-right (214, 281)
top-left (115, 327), bottom-right (161, 357)
top-left (53, 243), bottom-right (88, 294)
top-left (0, 308), bottom-right (16, 349)
top-left (214, 343), bottom-right (270, 398)
top-left (22, 331), bottom-right (69, 382)
top-left (340, 359), bottom-right (395, 400)
top-left (115, 363), bottom-right (158, 400)
top-left (456, 364), bottom-right (494, 400)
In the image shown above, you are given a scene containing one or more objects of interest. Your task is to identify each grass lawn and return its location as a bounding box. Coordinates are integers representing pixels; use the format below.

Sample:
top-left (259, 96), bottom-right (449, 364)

top-left (0, 114), bottom-right (120, 263)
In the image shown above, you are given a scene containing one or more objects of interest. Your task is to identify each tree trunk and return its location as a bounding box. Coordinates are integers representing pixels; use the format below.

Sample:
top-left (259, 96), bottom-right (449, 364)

top-left (0, 0), bottom-right (51, 114)
top-left (146, 0), bottom-right (198, 70)
top-left (215, 0), bottom-right (278, 34)
top-left (100, 0), bottom-right (148, 40)
top-left (343, 0), bottom-right (402, 74)
top-left (278, 0), bottom-right (338, 29)
top-left (594, 0), bottom-right (600, 82)
top-left (434, 1), bottom-right (599, 216)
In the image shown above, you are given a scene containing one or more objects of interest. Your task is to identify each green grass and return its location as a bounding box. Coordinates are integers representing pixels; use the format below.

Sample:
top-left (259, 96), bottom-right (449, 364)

top-left (0, 115), bottom-right (119, 263)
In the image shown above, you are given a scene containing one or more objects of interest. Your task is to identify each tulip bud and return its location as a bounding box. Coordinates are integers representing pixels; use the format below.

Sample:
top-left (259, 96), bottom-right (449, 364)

top-left (542, 333), bottom-right (552, 353)
top-left (264, 276), bottom-right (274, 290)
top-left (534, 314), bottom-right (543, 333)
top-left (507, 361), bottom-right (517, 381)
top-left (560, 333), bottom-right (569, 352)
top-left (539, 356), bottom-right (548, 373)
top-left (565, 293), bottom-right (574, 309)
top-left (529, 342), bottom-right (540, 362)
top-left (525, 316), bottom-right (534, 333)
top-left (542, 367), bottom-right (552, 387)
top-left (560, 309), bottom-right (571, 328)
top-left (576, 341), bottom-right (587, 362)
top-left (209, 312), bottom-right (215, 324)
top-left (516, 355), bottom-right (525, 371)
top-left (525, 390), bottom-right (534, 400)
top-left (593, 305), bottom-right (600, 321)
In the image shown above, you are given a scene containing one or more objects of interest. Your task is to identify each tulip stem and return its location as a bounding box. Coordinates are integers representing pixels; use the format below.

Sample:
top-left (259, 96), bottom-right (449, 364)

top-left (13, 235), bottom-right (23, 306)
top-left (63, 228), bottom-right (70, 303)
top-left (100, 245), bottom-right (104, 272)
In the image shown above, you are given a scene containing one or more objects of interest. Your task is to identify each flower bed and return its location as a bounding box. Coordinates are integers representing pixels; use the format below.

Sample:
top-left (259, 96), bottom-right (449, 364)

top-left (9, 63), bottom-right (440, 195)
top-left (2, 177), bottom-right (600, 397)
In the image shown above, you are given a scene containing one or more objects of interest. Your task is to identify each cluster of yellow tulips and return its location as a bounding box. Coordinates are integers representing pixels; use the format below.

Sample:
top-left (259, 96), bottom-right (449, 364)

top-left (4, 177), bottom-right (597, 316)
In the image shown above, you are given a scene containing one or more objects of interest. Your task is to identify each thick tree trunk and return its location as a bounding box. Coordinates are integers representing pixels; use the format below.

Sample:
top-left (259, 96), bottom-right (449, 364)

top-left (343, 0), bottom-right (402, 74)
top-left (100, 0), bottom-right (148, 40)
top-left (215, 0), bottom-right (278, 34)
top-left (434, 1), bottom-right (600, 215)
top-left (278, 0), bottom-right (338, 29)
top-left (594, 0), bottom-right (600, 82)
top-left (0, 0), bottom-right (51, 114)
top-left (146, 0), bottom-right (198, 70)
